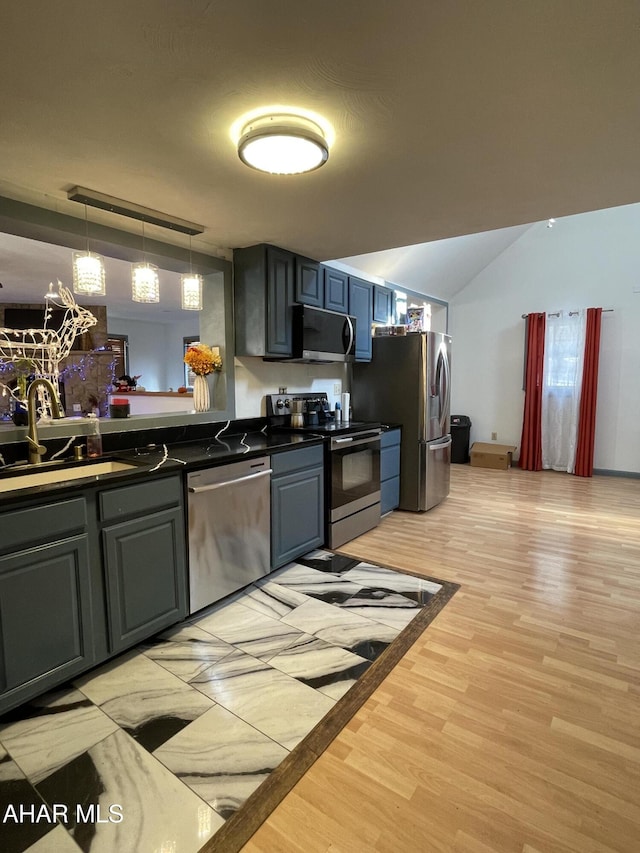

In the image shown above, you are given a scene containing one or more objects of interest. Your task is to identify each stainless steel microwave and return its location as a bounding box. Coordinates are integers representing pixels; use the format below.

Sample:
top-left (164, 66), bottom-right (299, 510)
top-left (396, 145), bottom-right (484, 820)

top-left (289, 304), bottom-right (357, 363)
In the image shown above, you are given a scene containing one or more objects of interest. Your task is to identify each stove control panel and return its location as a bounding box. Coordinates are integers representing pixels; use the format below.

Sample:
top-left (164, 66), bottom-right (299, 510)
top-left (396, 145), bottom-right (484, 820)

top-left (266, 392), bottom-right (330, 417)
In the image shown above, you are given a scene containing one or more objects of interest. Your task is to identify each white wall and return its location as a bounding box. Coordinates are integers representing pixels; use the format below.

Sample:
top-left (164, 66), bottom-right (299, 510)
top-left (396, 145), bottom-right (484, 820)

top-left (449, 204), bottom-right (640, 474)
top-left (234, 357), bottom-right (349, 418)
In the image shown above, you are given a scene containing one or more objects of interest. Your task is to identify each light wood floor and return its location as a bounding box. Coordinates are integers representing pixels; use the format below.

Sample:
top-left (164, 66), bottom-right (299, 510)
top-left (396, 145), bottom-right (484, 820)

top-left (241, 464), bottom-right (640, 853)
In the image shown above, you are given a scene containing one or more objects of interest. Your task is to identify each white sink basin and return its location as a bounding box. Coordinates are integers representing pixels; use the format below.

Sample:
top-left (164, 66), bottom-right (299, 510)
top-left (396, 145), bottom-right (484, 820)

top-left (0, 461), bottom-right (137, 493)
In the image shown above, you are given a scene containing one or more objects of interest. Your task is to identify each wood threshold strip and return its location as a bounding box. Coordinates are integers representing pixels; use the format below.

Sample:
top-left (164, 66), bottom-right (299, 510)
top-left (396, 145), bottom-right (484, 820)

top-left (198, 560), bottom-right (459, 853)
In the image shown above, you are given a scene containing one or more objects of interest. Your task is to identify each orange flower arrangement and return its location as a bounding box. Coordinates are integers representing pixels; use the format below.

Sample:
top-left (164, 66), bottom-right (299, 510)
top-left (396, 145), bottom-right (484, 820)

top-left (184, 344), bottom-right (222, 376)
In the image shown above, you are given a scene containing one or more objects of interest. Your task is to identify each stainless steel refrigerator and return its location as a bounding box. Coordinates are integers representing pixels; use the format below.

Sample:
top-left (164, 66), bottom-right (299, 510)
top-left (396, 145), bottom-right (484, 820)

top-left (353, 331), bottom-right (452, 511)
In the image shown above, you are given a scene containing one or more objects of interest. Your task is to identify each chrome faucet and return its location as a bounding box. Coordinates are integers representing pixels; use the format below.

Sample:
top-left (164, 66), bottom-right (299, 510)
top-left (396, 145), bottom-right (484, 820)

top-left (26, 378), bottom-right (64, 464)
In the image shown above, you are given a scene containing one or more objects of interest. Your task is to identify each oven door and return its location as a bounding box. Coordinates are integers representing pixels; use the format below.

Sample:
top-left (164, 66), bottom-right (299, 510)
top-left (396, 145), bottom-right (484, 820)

top-left (330, 432), bottom-right (381, 522)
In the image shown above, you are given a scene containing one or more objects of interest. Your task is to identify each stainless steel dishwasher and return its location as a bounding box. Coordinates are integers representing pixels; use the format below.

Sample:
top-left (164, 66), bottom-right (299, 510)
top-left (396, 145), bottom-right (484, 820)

top-left (187, 456), bottom-right (271, 613)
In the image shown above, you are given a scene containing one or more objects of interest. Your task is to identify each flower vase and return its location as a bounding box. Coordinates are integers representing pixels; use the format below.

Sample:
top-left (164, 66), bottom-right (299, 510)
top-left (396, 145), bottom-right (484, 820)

top-left (193, 374), bottom-right (210, 412)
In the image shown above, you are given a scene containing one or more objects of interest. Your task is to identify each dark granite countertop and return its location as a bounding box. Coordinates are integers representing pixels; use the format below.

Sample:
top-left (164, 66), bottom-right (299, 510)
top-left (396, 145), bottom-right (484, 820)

top-left (0, 430), bottom-right (324, 506)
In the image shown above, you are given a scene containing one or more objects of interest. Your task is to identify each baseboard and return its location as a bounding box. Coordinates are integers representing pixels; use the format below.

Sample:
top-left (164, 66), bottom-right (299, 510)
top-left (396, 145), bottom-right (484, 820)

top-left (594, 468), bottom-right (640, 479)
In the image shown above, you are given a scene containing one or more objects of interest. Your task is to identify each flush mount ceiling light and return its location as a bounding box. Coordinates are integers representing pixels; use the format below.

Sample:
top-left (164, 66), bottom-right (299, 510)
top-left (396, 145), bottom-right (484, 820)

top-left (237, 114), bottom-right (329, 175)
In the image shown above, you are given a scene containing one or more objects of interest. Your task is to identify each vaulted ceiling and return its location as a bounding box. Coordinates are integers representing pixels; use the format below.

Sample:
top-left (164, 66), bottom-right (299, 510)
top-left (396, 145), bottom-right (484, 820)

top-left (0, 1), bottom-right (638, 302)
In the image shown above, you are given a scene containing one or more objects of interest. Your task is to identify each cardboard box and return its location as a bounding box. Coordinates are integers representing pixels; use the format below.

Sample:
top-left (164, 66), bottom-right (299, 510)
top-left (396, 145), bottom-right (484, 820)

top-left (470, 442), bottom-right (517, 470)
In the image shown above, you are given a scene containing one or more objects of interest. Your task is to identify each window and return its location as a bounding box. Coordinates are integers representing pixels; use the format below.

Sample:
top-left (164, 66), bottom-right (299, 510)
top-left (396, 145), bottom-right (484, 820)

top-left (107, 335), bottom-right (129, 379)
top-left (183, 336), bottom-right (199, 387)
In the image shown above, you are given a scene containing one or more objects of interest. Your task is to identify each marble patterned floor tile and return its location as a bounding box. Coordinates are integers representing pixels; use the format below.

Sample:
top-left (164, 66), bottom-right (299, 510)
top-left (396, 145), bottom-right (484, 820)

top-left (190, 649), bottom-right (335, 750)
top-left (0, 688), bottom-right (119, 786)
top-left (141, 622), bottom-right (236, 682)
top-left (296, 549), bottom-right (361, 574)
top-left (34, 728), bottom-right (223, 853)
top-left (25, 825), bottom-right (81, 852)
top-left (74, 652), bottom-right (214, 752)
top-left (281, 598), bottom-right (400, 661)
top-left (193, 600), bottom-right (304, 662)
top-left (338, 588), bottom-right (421, 630)
top-left (268, 634), bottom-right (372, 700)
top-left (341, 563), bottom-right (443, 603)
top-left (268, 562), bottom-right (363, 602)
top-left (241, 579), bottom-right (310, 619)
top-left (154, 704), bottom-right (288, 819)
top-left (0, 745), bottom-right (62, 853)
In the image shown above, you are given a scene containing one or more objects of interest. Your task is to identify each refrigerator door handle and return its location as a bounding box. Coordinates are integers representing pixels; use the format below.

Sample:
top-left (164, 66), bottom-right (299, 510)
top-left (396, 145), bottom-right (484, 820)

top-left (438, 342), bottom-right (452, 434)
top-left (429, 437), bottom-right (452, 451)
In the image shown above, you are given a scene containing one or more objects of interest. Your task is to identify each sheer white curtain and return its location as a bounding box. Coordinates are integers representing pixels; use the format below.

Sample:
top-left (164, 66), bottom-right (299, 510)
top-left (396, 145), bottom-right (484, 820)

top-left (541, 311), bottom-right (586, 472)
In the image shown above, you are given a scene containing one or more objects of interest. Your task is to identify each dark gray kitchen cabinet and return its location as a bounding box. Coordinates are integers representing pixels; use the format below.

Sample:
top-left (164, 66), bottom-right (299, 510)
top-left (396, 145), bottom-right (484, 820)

top-left (0, 474), bottom-right (188, 715)
top-left (99, 476), bottom-right (187, 653)
top-left (373, 284), bottom-right (394, 324)
top-left (0, 497), bottom-right (95, 712)
top-left (322, 266), bottom-right (349, 313)
top-left (234, 244), bottom-right (295, 357)
top-left (348, 276), bottom-right (374, 361)
top-left (295, 255), bottom-right (322, 307)
top-left (271, 445), bottom-right (324, 569)
top-left (380, 428), bottom-right (401, 514)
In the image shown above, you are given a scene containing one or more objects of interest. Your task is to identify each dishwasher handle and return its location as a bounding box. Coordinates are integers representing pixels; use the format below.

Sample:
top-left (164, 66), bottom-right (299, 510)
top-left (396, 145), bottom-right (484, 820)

top-left (188, 468), bottom-right (273, 493)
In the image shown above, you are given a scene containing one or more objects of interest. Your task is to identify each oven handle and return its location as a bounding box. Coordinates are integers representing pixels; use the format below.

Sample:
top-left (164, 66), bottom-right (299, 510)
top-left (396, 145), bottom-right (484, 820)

top-left (332, 433), bottom-right (380, 449)
top-left (188, 468), bottom-right (273, 492)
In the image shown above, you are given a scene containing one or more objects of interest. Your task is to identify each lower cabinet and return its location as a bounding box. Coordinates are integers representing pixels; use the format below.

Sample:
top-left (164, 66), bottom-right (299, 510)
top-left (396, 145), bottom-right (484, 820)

top-left (0, 474), bottom-right (188, 715)
top-left (0, 497), bottom-right (95, 712)
top-left (380, 428), bottom-right (401, 514)
top-left (271, 445), bottom-right (325, 570)
top-left (102, 507), bottom-right (187, 654)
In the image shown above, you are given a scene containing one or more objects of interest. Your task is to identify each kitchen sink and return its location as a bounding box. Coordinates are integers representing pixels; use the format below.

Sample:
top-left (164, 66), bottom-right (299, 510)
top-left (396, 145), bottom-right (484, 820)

top-left (0, 460), bottom-right (138, 493)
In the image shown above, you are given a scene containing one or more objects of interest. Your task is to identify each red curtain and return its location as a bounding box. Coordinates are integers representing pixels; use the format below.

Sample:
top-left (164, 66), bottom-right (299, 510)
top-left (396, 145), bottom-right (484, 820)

top-left (519, 313), bottom-right (546, 471)
top-left (574, 307), bottom-right (603, 477)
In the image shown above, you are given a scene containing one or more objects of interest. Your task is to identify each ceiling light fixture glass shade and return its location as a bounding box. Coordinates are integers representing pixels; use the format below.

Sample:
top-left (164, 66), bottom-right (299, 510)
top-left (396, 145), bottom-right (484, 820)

top-left (131, 262), bottom-right (160, 303)
top-left (237, 114), bottom-right (329, 174)
top-left (72, 251), bottom-right (106, 296)
top-left (181, 273), bottom-right (203, 310)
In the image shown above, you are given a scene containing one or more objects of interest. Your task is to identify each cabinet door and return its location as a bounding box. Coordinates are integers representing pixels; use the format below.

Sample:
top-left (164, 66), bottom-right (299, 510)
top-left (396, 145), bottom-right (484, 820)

top-left (271, 467), bottom-right (324, 569)
top-left (103, 507), bottom-right (187, 654)
top-left (323, 266), bottom-right (349, 313)
top-left (0, 535), bottom-right (94, 710)
top-left (266, 246), bottom-right (295, 356)
top-left (373, 285), bottom-right (394, 324)
top-left (348, 276), bottom-right (374, 361)
top-left (295, 256), bottom-right (322, 306)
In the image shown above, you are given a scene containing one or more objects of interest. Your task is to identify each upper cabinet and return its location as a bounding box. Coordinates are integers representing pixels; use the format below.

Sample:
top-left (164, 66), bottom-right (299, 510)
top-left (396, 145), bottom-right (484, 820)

top-left (295, 256), bottom-right (322, 307)
top-left (234, 244), bottom-right (295, 357)
top-left (348, 276), bottom-right (374, 362)
top-left (373, 284), bottom-right (394, 324)
top-left (234, 246), bottom-right (394, 362)
top-left (322, 266), bottom-right (349, 314)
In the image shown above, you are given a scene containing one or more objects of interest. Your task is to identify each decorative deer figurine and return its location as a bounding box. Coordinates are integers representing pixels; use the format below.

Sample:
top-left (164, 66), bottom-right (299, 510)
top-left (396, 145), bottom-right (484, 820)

top-left (0, 281), bottom-right (97, 416)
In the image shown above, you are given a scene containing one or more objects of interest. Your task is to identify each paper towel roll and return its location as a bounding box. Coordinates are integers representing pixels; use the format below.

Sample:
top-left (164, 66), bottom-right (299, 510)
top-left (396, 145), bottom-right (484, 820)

top-left (341, 392), bottom-right (350, 421)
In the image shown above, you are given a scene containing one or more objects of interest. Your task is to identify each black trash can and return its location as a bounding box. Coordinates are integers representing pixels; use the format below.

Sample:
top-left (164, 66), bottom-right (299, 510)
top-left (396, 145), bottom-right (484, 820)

top-left (450, 415), bottom-right (472, 463)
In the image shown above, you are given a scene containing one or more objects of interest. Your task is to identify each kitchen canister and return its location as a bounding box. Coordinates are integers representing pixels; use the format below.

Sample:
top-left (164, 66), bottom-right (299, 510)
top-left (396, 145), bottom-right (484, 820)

top-left (341, 392), bottom-right (350, 421)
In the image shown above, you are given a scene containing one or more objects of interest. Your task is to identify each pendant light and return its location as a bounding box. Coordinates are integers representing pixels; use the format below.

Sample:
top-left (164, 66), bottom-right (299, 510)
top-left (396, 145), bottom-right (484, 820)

top-left (181, 236), bottom-right (203, 310)
top-left (72, 205), bottom-right (106, 296)
top-left (131, 219), bottom-right (159, 303)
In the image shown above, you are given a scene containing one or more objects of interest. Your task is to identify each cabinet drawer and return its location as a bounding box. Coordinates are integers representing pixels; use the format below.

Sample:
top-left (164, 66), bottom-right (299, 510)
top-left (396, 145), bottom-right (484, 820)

top-left (380, 443), bottom-right (401, 482)
top-left (99, 475), bottom-right (182, 522)
top-left (381, 477), bottom-right (400, 515)
top-left (0, 497), bottom-right (87, 554)
top-left (380, 428), bottom-right (401, 448)
top-left (271, 445), bottom-right (324, 476)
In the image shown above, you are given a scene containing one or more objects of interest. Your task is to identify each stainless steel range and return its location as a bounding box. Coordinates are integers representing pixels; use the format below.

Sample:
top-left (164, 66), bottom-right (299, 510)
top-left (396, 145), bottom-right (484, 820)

top-left (266, 393), bottom-right (381, 548)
